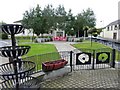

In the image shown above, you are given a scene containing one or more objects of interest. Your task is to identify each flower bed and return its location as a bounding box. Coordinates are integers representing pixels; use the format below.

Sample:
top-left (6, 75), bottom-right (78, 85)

top-left (42, 59), bottom-right (68, 72)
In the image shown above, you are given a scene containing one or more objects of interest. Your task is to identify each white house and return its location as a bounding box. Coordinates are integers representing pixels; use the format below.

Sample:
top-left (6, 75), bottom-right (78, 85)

top-left (101, 19), bottom-right (120, 41)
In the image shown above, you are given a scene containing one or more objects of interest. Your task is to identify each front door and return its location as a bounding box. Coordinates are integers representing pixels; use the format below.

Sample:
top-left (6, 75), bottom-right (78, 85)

top-left (113, 33), bottom-right (117, 40)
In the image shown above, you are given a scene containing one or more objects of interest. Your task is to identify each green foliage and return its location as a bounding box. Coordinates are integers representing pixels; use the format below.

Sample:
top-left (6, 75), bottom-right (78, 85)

top-left (0, 21), bottom-right (7, 39)
top-left (65, 9), bottom-right (76, 36)
top-left (22, 5), bottom-right (96, 38)
top-left (23, 52), bottom-right (61, 70)
top-left (73, 41), bottom-right (109, 50)
top-left (22, 4), bottom-right (45, 36)
top-left (81, 8), bottom-right (96, 27)
top-left (88, 27), bottom-right (102, 37)
top-left (75, 8), bottom-right (96, 37)
top-left (76, 39), bottom-right (83, 42)
top-left (15, 36), bottom-right (36, 40)
top-left (73, 40), bottom-right (119, 61)
top-left (1, 33), bottom-right (8, 39)
top-left (20, 43), bottom-right (58, 57)
top-left (22, 43), bottom-right (60, 70)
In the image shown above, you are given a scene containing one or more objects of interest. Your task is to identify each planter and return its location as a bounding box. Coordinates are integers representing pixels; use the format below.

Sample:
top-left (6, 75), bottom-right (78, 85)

top-left (42, 59), bottom-right (68, 72)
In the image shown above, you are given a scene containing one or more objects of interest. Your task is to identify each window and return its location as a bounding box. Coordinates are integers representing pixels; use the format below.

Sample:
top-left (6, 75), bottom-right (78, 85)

top-left (113, 33), bottom-right (117, 40)
top-left (107, 26), bottom-right (109, 31)
top-left (114, 25), bottom-right (117, 30)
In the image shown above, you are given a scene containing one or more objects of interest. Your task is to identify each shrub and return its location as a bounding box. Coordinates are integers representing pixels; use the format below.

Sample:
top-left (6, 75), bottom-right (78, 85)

top-left (76, 39), bottom-right (83, 42)
top-left (1, 33), bottom-right (8, 39)
top-left (15, 36), bottom-right (36, 40)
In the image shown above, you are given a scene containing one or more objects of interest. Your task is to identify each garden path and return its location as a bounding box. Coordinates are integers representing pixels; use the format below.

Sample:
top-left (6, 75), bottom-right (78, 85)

top-left (0, 40), bottom-right (10, 65)
top-left (43, 41), bottom-right (80, 52)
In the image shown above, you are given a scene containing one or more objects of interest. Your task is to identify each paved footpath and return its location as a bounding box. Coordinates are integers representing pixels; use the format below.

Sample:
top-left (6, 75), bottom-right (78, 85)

top-left (54, 42), bottom-right (75, 52)
top-left (44, 41), bottom-right (77, 52)
top-left (40, 69), bottom-right (119, 89)
top-left (0, 40), bottom-right (10, 65)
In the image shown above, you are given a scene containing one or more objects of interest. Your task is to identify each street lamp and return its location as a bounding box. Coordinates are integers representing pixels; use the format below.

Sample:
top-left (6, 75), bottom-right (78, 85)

top-left (100, 20), bottom-right (104, 38)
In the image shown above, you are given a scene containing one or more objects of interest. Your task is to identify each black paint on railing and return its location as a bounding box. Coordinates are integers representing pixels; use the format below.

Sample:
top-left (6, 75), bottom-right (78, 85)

top-left (22, 48), bottom-right (116, 73)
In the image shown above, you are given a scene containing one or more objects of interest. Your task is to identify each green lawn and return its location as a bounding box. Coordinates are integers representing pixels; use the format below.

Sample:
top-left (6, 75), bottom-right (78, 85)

top-left (20, 43), bottom-right (58, 57)
top-left (19, 42), bottom-right (61, 70)
top-left (17, 39), bottom-right (33, 45)
top-left (72, 40), bottom-right (119, 61)
top-left (73, 40), bottom-right (109, 50)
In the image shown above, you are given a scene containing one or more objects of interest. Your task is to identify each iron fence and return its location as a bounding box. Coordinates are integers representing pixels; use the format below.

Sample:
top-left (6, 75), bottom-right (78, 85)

top-left (92, 38), bottom-right (120, 50)
top-left (117, 50), bottom-right (120, 62)
top-left (22, 51), bottom-right (70, 72)
top-left (71, 48), bottom-right (115, 71)
top-left (22, 48), bottom-right (116, 73)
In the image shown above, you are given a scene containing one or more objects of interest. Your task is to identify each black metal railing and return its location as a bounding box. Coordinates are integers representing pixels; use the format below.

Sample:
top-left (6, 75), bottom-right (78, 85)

top-left (91, 37), bottom-right (120, 50)
top-left (22, 51), bottom-right (70, 72)
top-left (71, 48), bottom-right (116, 70)
top-left (22, 48), bottom-right (116, 73)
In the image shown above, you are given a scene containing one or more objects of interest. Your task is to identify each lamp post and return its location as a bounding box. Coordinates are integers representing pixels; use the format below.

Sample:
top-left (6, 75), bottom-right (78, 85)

top-left (100, 20), bottom-right (104, 38)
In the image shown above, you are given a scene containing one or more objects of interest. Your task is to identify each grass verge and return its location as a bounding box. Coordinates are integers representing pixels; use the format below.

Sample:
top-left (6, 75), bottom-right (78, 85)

top-left (19, 42), bottom-right (61, 70)
top-left (72, 40), bottom-right (119, 61)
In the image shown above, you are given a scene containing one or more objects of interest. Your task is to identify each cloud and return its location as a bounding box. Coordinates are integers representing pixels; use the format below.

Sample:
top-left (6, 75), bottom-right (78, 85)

top-left (0, 0), bottom-right (119, 27)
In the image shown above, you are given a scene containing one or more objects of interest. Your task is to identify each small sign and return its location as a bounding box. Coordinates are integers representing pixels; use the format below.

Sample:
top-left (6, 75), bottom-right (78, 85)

top-left (76, 52), bottom-right (91, 65)
top-left (96, 52), bottom-right (110, 64)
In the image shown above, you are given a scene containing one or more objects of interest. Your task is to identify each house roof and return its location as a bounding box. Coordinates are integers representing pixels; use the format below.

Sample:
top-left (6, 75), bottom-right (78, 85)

top-left (106, 19), bottom-right (120, 27)
top-left (13, 20), bottom-right (22, 23)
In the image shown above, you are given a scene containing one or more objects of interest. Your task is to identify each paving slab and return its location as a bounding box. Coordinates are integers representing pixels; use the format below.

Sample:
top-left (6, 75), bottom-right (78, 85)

top-left (43, 41), bottom-right (78, 52)
top-left (40, 69), bottom-right (120, 89)
top-left (0, 40), bottom-right (10, 65)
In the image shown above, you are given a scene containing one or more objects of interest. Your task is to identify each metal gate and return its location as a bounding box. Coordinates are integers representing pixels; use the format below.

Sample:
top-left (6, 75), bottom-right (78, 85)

top-left (70, 48), bottom-right (116, 71)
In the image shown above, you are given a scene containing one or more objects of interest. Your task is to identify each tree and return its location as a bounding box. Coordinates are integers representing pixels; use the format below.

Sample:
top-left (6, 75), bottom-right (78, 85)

top-left (65, 9), bottom-right (76, 36)
top-left (0, 21), bottom-right (8, 39)
top-left (73, 8), bottom-right (96, 37)
top-left (54, 5), bottom-right (67, 31)
top-left (83, 26), bottom-right (89, 40)
top-left (81, 8), bottom-right (96, 28)
top-left (22, 4), bottom-right (48, 37)
top-left (88, 27), bottom-right (102, 37)
top-left (42, 5), bottom-right (55, 33)
top-left (22, 5), bottom-right (96, 39)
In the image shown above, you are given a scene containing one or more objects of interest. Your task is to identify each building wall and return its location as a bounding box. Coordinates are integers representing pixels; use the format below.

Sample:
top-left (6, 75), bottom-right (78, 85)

top-left (15, 29), bottom-right (34, 36)
top-left (118, 31), bottom-right (120, 41)
top-left (103, 29), bottom-right (113, 39)
top-left (101, 24), bottom-right (120, 41)
top-left (118, 2), bottom-right (120, 41)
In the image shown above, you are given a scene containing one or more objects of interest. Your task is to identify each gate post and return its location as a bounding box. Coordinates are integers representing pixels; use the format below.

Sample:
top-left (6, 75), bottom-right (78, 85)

top-left (70, 51), bottom-right (73, 72)
top-left (92, 50), bottom-right (95, 69)
top-left (111, 49), bottom-right (116, 68)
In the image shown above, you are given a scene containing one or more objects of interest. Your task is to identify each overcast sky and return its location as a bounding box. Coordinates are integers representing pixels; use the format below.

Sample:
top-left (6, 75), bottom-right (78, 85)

top-left (0, 0), bottom-right (119, 28)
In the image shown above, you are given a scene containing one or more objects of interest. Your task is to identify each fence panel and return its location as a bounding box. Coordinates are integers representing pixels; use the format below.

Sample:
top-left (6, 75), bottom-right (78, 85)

top-left (22, 51), bottom-right (70, 72)
top-left (73, 48), bottom-right (114, 71)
